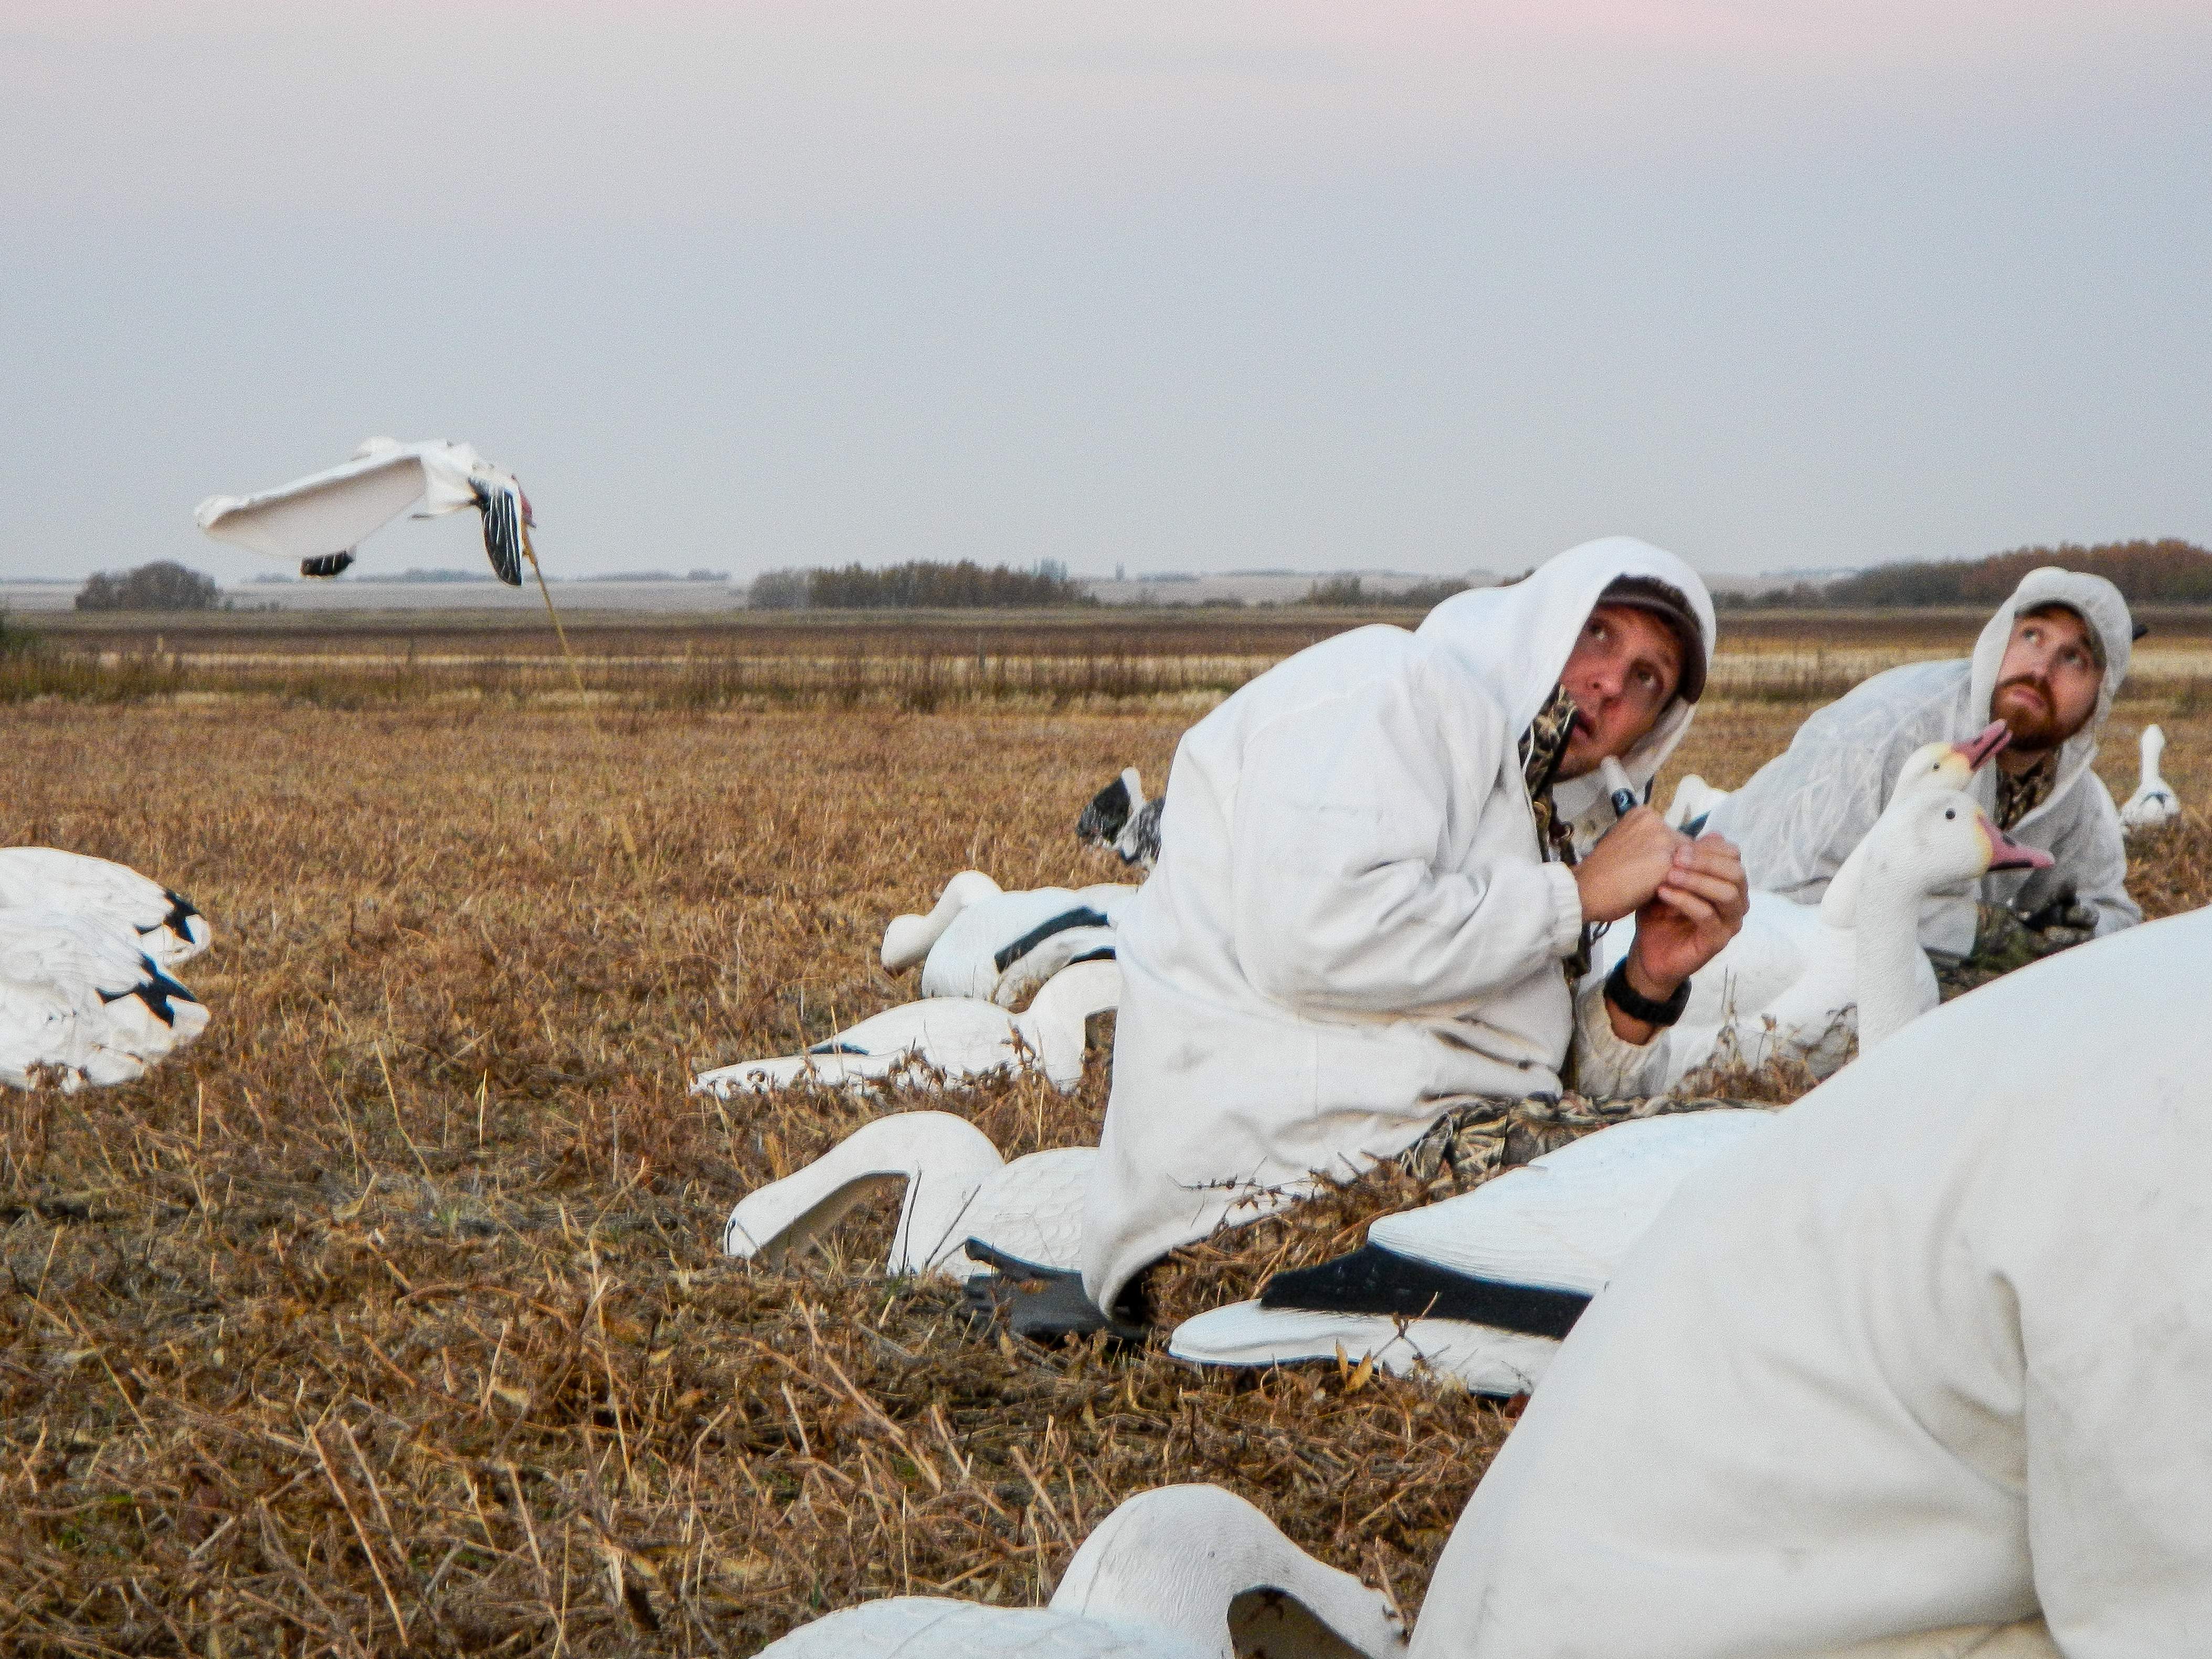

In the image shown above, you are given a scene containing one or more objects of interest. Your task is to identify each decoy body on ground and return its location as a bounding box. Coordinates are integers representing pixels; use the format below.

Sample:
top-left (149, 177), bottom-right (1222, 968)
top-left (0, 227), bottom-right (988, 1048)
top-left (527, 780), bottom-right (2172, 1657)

top-left (1079, 768), bottom-right (1165, 872)
top-left (0, 907), bottom-right (208, 1091)
top-left (692, 958), bottom-right (1120, 1097)
top-left (2121, 723), bottom-right (2181, 830)
top-left (1170, 1110), bottom-right (1773, 1394)
top-left (755, 1483), bottom-right (1406, 1658)
top-left (881, 870), bottom-right (1136, 1005)
top-left (197, 436), bottom-right (534, 585)
top-left (722, 1109), bottom-right (1093, 1281)
top-left (0, 847), bottom-right (210, 968)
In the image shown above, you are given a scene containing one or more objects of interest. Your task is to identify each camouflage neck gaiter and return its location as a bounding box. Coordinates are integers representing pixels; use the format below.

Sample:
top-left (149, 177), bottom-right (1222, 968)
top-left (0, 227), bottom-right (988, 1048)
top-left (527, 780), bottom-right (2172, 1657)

top-left (1519, 682), bottom-right (1592, 981)
top-left (1993, 755), bottom-right (2055, 831)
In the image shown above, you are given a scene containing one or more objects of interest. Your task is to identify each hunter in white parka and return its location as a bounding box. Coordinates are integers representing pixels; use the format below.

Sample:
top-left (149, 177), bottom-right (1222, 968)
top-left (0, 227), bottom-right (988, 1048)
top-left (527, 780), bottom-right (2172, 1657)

top-left (1706, 567), bottom-right (2140, 956)
top-left (1081, 538), bottom-right (1720, 1317)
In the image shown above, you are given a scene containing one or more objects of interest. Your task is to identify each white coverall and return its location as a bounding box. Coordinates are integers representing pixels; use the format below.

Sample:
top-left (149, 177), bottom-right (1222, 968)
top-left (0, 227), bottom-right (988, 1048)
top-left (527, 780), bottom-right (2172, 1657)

top-left (1413, 905), bottom-right (2212, 1658)
top-left (1704, 568), bottom-right (2139, 956)
top-left (1080, 538), bottom-right (1714, 1315)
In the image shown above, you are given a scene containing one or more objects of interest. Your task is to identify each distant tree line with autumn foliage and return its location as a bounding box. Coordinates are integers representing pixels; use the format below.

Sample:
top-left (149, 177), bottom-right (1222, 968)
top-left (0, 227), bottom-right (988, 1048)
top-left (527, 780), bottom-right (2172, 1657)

top-left (747, 558), bottom-right (1093, 610)
top-left (1721, 540), bottom-right (2212, 609)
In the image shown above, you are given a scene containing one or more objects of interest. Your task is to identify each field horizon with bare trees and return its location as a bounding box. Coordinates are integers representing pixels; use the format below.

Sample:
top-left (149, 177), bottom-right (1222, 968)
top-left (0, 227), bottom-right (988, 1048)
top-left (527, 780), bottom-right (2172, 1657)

top-left (3, 608), bottom-right (2208, 1655)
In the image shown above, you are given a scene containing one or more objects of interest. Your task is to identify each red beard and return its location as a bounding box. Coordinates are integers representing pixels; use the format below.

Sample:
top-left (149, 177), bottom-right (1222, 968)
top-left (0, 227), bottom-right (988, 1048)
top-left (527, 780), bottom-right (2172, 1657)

top-left (1993, 675), bottom-right (2067, 750)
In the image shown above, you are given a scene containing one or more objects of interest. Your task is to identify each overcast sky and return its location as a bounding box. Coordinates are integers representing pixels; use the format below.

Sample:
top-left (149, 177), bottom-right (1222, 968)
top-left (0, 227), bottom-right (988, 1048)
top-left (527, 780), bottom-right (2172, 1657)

top-left (4, 1), bottom-right (2208, 583)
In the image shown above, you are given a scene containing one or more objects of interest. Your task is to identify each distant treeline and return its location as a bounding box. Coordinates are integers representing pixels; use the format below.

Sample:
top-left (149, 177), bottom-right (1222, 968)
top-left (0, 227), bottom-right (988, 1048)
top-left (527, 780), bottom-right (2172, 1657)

top-left (77, 561), bottom-right (224, 612)
top-left (749, 559), bottom-right (1093, 610)
top-left (1302, 575), bottom-right (1473, 607)
top-left (1725, 540), bottom-right (2212, 609)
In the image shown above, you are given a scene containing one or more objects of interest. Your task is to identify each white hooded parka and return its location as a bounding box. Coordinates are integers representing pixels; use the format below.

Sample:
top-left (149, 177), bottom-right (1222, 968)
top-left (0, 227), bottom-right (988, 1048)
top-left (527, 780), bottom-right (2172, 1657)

top-left (1705, 568), bottom-right (2139, 955)
top-left (1079, 538), bottom-right (1715, 1314)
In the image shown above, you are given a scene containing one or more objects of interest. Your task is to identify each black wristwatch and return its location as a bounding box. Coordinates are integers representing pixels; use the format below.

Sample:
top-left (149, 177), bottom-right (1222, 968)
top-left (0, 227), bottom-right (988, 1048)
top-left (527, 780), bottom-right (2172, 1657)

top-left (1604, 958), bottom-right (1691, 1028)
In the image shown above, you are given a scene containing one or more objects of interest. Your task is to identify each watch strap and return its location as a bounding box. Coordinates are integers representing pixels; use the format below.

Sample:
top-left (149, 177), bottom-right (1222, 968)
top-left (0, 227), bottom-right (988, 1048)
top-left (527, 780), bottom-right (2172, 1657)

top-left (1604, 957), bottom-right (1691, 1028)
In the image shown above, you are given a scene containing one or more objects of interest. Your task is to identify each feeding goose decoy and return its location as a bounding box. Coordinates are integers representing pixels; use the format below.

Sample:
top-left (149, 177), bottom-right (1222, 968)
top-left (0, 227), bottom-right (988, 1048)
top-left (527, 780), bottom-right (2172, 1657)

top-left (756, 1483), bottom-right (1406, 1658)
top-left (196, 436), bottom-right (535, 584)
top-left (0, 907), bottom-right (209, 1091)
top-left (1170, 1110), bottom-right (1774, 1393)
top-left (2120, 723), bottom-right (2181, 831)
top-left (0, 847), bottom-right (210, 967)
top-left (1079, 767), bottom-right (1165, 872)
top-left (882, 870), bottom-right (1136, 1005)
top-left (722, 1109), bottom-right (1092, 1280)
top-left (692, 958), bottom-right (1120, 1097)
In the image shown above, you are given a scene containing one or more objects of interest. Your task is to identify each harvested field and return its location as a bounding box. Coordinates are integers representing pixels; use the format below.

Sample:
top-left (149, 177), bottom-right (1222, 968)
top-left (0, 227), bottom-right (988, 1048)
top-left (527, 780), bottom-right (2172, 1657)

top-left (4, 614), bottom-right (2210, 1656)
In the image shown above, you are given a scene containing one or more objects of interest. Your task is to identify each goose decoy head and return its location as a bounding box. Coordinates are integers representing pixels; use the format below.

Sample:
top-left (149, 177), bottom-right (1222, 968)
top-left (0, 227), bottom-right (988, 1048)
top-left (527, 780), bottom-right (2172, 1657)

top-left (1956, 718), bottom-right (2012, 771)
top-left (1976, 813), bottom-right (2055, 875)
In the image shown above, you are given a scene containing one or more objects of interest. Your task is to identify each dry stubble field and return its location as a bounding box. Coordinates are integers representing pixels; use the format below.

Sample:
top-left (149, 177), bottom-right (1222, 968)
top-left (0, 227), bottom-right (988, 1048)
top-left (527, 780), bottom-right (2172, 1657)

top-left (5, 608), bottom-right (2211, 1657)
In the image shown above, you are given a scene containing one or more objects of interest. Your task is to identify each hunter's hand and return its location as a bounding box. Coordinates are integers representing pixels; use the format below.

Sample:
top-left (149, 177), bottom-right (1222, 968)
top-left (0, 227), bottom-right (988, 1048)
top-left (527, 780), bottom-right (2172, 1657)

top-left (1625, 833), bottom-right (1748, 993)
top-left (1573, 807), bottom-right (1685, 925)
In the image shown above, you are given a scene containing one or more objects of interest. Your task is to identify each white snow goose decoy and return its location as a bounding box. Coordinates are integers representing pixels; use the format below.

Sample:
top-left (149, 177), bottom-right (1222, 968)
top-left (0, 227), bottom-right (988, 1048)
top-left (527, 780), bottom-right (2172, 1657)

top-left (1079, 767), bottom-right (1164, 872)
top-left (1653, 785), bottom-right (2051, 1083)
top-left (881, 870), bottom-right (1136, 1005)
top-left (0, 847), bottom-right (210, 968)
top-left (692, 958), bottom-right (1119, 1097)
top-left (723, 1109), bottom-right (1094, 1282)
top-left (0, 907), bottom-right (210, 1091)
top-left (1171, 1109), bottom-right (1774, 1396)
top-left (196, 436), bottom-right (534, 584)
top-left (2121, 723), bottom-right (2181, 831)
top-left (1594, 722), bottom-right (2014, 1033)
top-left (755, 1482), bottom-right (1406, 1658)
top-left (723, 1108), bottom-right (1132, 1338)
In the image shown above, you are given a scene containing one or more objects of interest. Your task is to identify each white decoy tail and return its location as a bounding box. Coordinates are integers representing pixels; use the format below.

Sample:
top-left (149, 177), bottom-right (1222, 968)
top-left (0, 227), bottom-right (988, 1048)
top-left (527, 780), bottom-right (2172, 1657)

top-left (0, 907), bottom-right (210, 1091)
top-left (0, 847), bottom-right (210, 967)
top-left (197, 436), bottom-right (535, 584)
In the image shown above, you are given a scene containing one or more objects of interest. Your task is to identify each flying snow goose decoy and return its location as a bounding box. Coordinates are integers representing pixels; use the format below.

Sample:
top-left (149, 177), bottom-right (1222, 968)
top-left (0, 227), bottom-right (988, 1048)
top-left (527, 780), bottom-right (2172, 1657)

top-left (1657, 786), bottom-right (2051, 1083)
top-left (722, 1109), bottom-right (1093, 1280)
top-left (756, 1483), bottom-right (1406, 1658)
top-left (882, 870), bottom-right (1136, 1005)
top-left (692, 957), bottom-right (1120, 1097)
top-left (1593, 722), bottom-right (2013, 1030)
top-left (0, 907), bottom-right (209, 1091)
top-left (0, 847), bottom-right (210, 967)
top-left (2121, 724), bottom-right (2181, 831)
top-left (196, 437), bottom-right (534, 584)
top-left (1171, 1109), bottom-right (1774, 1396)
top-left (1079, 767), bottom-right (1164, 872)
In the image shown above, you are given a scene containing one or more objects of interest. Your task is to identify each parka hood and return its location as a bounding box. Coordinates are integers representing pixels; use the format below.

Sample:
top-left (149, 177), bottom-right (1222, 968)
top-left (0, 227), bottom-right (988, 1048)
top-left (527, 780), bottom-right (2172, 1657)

top-left (1418, 536), bottom-right (1717, 820)
top-left (1967, 567), bottom-right (2133, 826)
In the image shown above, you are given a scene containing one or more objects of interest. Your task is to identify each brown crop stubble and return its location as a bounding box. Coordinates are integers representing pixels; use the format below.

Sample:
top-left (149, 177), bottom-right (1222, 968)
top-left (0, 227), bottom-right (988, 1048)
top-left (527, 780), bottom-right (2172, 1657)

top-left (2, 662), bottom-right (2209, 1656)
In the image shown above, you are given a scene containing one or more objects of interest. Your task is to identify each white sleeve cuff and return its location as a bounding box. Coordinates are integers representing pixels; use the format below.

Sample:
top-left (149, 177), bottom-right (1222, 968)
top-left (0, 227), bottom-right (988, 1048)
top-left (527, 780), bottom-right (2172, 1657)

top-left (1543, 862), bottom-right (1584, 958)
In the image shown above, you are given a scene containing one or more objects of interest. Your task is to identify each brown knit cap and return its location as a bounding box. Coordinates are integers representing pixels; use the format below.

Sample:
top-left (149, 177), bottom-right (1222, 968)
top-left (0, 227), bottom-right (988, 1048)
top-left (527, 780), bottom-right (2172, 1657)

top-left (1596, 575), bottom-right (1707, 704)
